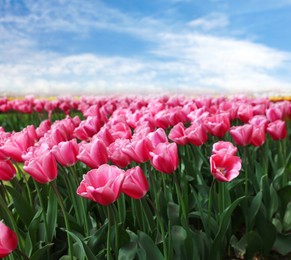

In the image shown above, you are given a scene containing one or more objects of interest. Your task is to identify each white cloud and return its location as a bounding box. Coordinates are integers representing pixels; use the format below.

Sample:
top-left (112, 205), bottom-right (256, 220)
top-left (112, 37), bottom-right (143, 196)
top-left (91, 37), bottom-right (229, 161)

top-left (0, 0), bottom-right (291, 97)
top-left (188, 13), bottom-right (229, 31)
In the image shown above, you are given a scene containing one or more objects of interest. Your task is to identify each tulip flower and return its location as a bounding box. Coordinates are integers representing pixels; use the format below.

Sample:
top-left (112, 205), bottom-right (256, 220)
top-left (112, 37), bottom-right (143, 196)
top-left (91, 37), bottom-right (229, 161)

top-left (266, 106), bottom-right (284, 122)
top-left (107, 139), bottom-right (131, 168)
top-left (150, 142), bottom-right (179, 174)
top-left (204, 114), bottom-right (230, 138)
top-left (168, 122), bottom-right (189, 146)
top-left (77, 138), bottom-right (108, 169)
top-left (77, 164), bottom-right (125, 205)
top-left (210, 152), bottom-right (242, 182)
top-left (251, 125), bottom-right (266, 146)
top-left (52, 139), bottom-right (79, 167)
top-left (230, 124), bottom-right (253, 146)
top-left (0, 160), bottom-right (16, 181)
top-left (185, 122), bottom-right (208, 146)
top-left (266, 120), bottom-right (287, 140)
top-left (74, 116), bottom-right (102, 141)
top-left (212, 141), bottom-right (238, 156)
top-left (147, 128), bottom-right (168, 148)
top-left (237, 104), bottom-right (253, 123)
top-left (36, 119), bottom-right (51, 138)
top-left (23, 144), bottom-right (58, 183)
top-left (121, 166), bottom-right (149, 199)
top-left (122, 137), bottom-right (153, 163)
top-left (0, 221), bottom-right (18, 258)
top-left (0, 126), bottom-right (37, 162)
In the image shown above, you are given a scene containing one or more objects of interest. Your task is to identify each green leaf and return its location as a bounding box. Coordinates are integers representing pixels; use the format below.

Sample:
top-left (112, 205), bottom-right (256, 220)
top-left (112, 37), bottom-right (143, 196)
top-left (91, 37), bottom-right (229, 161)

top-left (137, 231), bottom-right (164, 260)
top-left (248, 191), bottom-right (262, 228)
top-left (245, 231), bottom-right (263, 259)
top-left (283, 202), bottom-right (291, 232)
top-left (171, 225), bottom-right (187, 258)
top-left (5, 185), bottom-right (35, 227)
top-left (46, 186), bottom-right (58, 242)
top-left (30, 243), bottom-right (54, 260)
top-left (64, 229), bottom-right (96, 260)
top-left (273, 233), bottom-right (291, 256)
top-left (256, 219), bottom-right (276, 254)
top-left (167, 202), bottom-right (180, 226)
top-left (118, 242), bottom-right (138, 260)
top-left (210, 196), bottom-right (245, 259)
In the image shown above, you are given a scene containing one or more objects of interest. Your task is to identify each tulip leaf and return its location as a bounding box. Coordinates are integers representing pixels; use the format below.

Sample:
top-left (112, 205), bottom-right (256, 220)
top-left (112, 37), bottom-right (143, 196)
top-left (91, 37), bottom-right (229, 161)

top-left (248, 191), bottom-right (262, 228)
top-left (283, 202), bottom-right (291, 232)
top-left (273, 233), bottom-right (291, 256)
top-left (137, 231), bottom-right (164, 260)
top-left (171, 225), bottom-right (187, 258)
top-left (46, 186), bottom-right (58, 242)
top-left (210, 196), bottom-right (245, 259)
top-left (256, 218), bottom-right (276, 254)
top-left (30, 243), bottom-right (54, 260)
top-left (118, 241), bottom-right (138, 260)
top-left (64, 229), bottom-right (96, 260)
top-left (245, 231), bottom-right (263, 259)
top-left (5, 185), bottom-right (34, 227)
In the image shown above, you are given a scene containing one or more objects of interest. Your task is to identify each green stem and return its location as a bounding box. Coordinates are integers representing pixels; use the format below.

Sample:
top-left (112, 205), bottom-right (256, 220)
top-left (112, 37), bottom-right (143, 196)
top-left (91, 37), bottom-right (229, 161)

top-left (173, 171), bottom-right (187, 222)
top-left (14, 163), bottom-right (33, 206)
top-left (50, 181), bottom-right (73, 259)
top-left (106, 206), bottom-right (112, 260)
top-left (33, 180), bottom-right (49, 241)
top-left (149, 170), bottom-right (167, 259)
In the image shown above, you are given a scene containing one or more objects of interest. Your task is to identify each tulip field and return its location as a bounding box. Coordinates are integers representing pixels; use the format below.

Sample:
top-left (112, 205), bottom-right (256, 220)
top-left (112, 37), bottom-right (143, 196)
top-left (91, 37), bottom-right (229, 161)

top-left (0, 95), bottom-right (290, 259)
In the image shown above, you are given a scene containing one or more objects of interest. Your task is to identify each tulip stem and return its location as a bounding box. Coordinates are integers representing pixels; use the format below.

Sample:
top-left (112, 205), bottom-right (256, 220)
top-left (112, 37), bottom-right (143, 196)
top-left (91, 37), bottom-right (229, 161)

top-left (106, 205), bottom-right (112, 260)
top-left (50, 181), bottom-right (73, 259)
top-left (33, 180), bottom-right (49, 241)
top-left (14, 162), bottom-right (33, 206)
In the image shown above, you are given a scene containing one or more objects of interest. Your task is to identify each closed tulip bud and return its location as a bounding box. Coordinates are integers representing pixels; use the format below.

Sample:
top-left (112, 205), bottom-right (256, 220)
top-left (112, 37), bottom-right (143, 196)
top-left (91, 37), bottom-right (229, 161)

top-left (185, 122), bottom-right (208, 146)
top-left (150, 142), bottom-right (179, 174)
top-left (77, 138), bottom-right (108, 169)
top-left (267, 120), bottom-right (287, 140)
top-left (230, 124), bottom-right (253, 146)
top-left (0, 160), bottom-right (16, 181)
top-left (122, 166), bottom-right (149, 199)
top-left (77, 164), bottom-right (125, 205)
top-left (0, 221), bottom-right (18, 258)
top-left (23, 145), bottom-right (58, 184)
top-left (52, 139), bottom-right (79, 167)
top-left (168, 122), bottom-right (189, 146)
top-left (251, 125), bottom-right (266, 146)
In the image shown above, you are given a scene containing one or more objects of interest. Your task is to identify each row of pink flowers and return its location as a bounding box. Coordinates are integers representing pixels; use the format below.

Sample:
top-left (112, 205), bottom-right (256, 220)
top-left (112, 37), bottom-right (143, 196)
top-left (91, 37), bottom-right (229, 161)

top-left (0, 95), bottom-right (290, 257)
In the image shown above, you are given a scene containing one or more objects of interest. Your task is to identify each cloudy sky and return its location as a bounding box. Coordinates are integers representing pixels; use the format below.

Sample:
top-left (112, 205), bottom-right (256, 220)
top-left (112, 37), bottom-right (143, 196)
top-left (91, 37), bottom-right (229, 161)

top-left (0, 0), bottom-right (291, 96)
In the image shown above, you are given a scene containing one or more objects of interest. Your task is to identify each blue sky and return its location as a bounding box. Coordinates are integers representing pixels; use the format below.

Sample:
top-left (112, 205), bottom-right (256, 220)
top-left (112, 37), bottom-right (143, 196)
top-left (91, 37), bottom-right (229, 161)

top-left (0, 0), bottom-right (291, 96)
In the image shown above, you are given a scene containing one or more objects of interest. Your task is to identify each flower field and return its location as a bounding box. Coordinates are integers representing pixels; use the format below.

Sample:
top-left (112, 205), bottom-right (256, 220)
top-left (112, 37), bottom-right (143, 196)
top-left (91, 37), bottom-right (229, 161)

top-left (0, 95), bottom-right (290, 259)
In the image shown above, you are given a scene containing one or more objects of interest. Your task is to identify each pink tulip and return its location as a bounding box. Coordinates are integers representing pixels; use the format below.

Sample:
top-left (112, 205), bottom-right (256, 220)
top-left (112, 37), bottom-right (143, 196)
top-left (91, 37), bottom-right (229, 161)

top-left (107, 139), bottom-right (131, 168)
top-left (77, 138), bottom-right (108, 169)
top-left (230, 124), bottom-right (253, 146)
top-left (210, 152), bottom-right (242, 182)
top-left (237, 104), bottom-right (254, 123)
top-left (0, 221), bottom-right (18, 258)
top-left (74, 116), bottom-right (102, 141)
top-left (204, 114), bottom-right (230, 138)
top-left (212, 141), bottom-right (238, 156)
top-left (36, 119), bottom-right (51, 138)
top-left (185, 122), bottom-right (208, 146)
top-left (249, 115), bottom-right (269, 129)
top-left (121, 166), bottom-right (149, 199)
top-left (266, 106), bottom-right (284, 122)
top-left (77, 164), bottom-right (125, 205)
top-left (147, 128), bottom-right (168, 148)
top-left (168, 122), bottom-right (189, 145)
top-left (52, 139), bottom-right (79, 167)
top-left (149, 142), bottom-right (179, 174)
top-left (0, 160), bottom-right (16, 181)
top-left (267, 120), bottom-right (287, 140)
top-left (23, 144), bottom-right (58, 183)
top-left (251, 125), bottom-right (266, 146)
top-left (0, 126), bottom-right (37, 162)
top-left (122, 138), bottom-right (153, 163)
